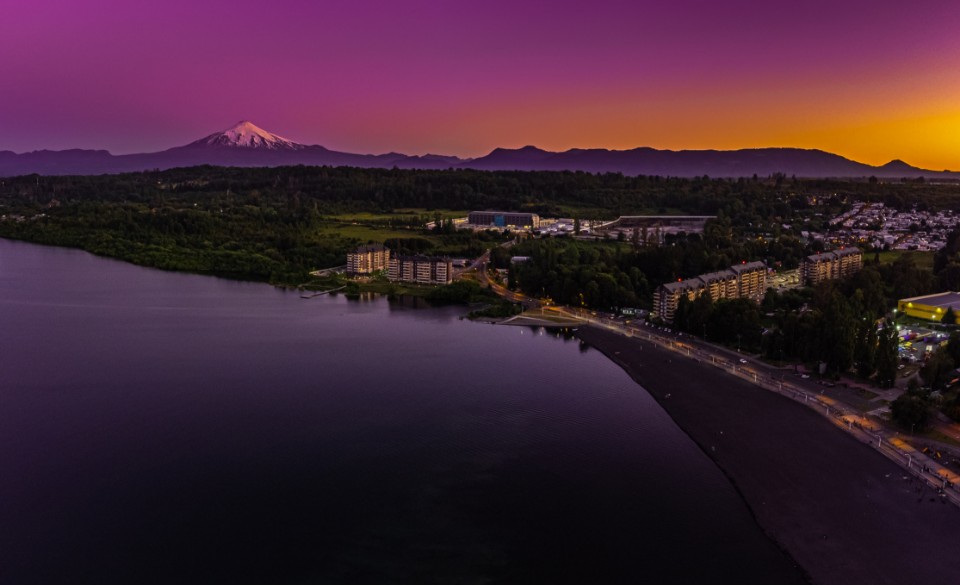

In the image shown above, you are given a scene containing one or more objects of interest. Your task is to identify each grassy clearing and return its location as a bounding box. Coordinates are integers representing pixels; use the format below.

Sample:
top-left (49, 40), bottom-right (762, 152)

top-left (327, 209), bottom-right (469, 222)
top-left (876, 250), bottom-right (935, 272)
top-left (552, 206), bottom-right (689, 219)
top-left (315, 222), bottom-right (428, 242)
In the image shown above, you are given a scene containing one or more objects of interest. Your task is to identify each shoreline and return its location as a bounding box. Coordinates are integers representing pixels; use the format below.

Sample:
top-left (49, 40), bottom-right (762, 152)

top-left (578, 325), bottom-right (960, 585)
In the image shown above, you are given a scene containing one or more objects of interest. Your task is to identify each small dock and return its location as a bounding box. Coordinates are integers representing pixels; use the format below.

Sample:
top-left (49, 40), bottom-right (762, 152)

top-left (300, 286), bottom-right (345, 299)
top-left (498, 308), bottom-right (586, 327)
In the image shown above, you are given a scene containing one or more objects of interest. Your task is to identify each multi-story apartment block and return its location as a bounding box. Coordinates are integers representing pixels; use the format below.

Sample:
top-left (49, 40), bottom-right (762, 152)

top-left (653, 280), bottom-right (700, 323)
top-left (388, 255), bottom-right (453, 285)
top-left (346, 244), bottom-right (390, 275)
top-left (801, 247), bottom-right (862, 286)
top-left (652, 261), bottom-right (769, 322)
top-left (699, 269), bottom-right (739, 301)
top-left (731, 261), bottom-right (768, 302)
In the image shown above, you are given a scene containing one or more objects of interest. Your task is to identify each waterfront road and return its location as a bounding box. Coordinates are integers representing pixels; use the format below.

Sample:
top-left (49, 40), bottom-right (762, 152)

top-left (473, 269), bottom-right (960, 506)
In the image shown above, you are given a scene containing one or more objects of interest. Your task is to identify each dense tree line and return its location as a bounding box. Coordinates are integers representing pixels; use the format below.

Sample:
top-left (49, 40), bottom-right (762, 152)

top-left (506, 226), bottom-right (808, 311)
top-left (757, 256), bottom-right (931, 381)
top-left (3, 165), bottom-right (959, 221)
top-left (891, 333), bottom-right (960, 432)
top-left (1, 164), bottom-right (958, 287)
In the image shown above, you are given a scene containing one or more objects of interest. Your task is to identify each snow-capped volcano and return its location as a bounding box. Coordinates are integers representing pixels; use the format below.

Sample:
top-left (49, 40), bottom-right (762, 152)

top-left (191, 121), bottom-right (305, 150)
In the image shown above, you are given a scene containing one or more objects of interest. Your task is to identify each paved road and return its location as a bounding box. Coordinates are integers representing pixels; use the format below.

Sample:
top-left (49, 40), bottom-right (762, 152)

top-left (472, 270), bottom-right (960, 504)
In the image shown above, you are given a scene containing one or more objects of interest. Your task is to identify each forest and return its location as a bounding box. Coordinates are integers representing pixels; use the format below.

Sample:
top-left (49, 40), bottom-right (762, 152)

top-left (1, 164), bottom-right (958, 288)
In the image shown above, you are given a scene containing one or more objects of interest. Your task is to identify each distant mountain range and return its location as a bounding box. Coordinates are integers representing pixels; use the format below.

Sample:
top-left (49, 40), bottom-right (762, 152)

top-left (1, 120), bottom-right (956, 179)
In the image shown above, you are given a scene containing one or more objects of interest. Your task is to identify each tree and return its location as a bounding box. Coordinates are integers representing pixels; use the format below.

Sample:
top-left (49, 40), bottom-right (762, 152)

top-left (891, 388), bottom-right (932, 432)
top-left (920, 348), bottom-right (955, 390)
top-left (944, 306), bottom-right (958, 326)
top-left (875, 321), bottom-right (899, 388)
top-left (821, 292), bottom-right (856, 374)
top-left (946, 331), bottom-right (960, 365)
top-left (673, 294), bottom-right (693, 331)
top-left (489, 246), bottom-right (511, 269)
top-left (688, 292), bottom-right (714, 338)
top-left (854, 318), bottom-right (878, 379)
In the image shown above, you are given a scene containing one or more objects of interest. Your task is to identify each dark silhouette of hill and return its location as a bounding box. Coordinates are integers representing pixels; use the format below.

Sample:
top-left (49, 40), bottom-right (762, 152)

top-left (1, 121), bottom-right (955, 179)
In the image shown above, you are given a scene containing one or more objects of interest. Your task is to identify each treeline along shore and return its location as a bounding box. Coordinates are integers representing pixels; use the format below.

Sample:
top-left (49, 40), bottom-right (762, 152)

top-left (577, 326), bottom-right (960, 585)
top-left (1, 165), bottom-right (958, 288)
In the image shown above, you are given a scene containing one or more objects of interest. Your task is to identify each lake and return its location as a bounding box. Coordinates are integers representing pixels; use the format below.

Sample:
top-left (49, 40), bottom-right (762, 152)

top-left (0, 238), bottom-right (805, 584)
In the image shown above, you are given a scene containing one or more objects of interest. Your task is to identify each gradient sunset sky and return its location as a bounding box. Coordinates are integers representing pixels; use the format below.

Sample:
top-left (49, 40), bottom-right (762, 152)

top-left (3, 0), bottom-right (959, 169)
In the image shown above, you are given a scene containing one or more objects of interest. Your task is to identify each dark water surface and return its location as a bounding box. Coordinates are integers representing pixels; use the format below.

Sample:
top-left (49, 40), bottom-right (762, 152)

top-left (0, 239), bottom-right (805, 584)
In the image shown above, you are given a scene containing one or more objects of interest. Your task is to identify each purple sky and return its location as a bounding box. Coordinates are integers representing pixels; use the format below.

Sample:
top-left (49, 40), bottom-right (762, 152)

top-left (2, 0), bottom-right (959, 167)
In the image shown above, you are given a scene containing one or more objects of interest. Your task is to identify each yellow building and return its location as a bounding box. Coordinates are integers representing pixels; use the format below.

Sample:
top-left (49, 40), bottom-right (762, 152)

top-left (897, 292), bottom-right (960, 322)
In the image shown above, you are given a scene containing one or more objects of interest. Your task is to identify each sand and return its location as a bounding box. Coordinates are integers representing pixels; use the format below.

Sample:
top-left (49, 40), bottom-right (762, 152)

top-left (578, 326), bottom-right (960, 585)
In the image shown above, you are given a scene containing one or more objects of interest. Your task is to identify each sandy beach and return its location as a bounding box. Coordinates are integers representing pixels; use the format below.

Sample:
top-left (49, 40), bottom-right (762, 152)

top-left (578, 326), bottom-right (960, 585)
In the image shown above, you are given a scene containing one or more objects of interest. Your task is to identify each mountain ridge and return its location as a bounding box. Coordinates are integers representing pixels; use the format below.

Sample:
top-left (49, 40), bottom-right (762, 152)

top-left (0, 121), bottom-right (955, 179)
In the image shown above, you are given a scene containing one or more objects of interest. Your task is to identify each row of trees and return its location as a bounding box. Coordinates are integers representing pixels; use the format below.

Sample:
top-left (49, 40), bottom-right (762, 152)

top-left (891, 334), bottom-right (960, 432)
top-left (5, 165), bottom-right (960, 228)
top-left (505, 224), bottom-right (814, 310)
top-left (670, 286), bottom-right (901, 386)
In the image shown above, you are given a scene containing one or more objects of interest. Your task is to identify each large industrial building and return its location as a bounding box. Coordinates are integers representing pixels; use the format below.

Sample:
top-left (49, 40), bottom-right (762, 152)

top-left (801, 247), bottom-right (862, 286)
top-left (388, 255), bottom-right (453, 285)
top-left (595, 215), bottom-right (715, 244)
top-left (897, 292), bottom-right (960, 322)
top-left (653, 261), bottom-right (768, 322)
top-left (346, 244), bottom-right (390, 275)
top-left (467, 211), bottom-right (540, 229)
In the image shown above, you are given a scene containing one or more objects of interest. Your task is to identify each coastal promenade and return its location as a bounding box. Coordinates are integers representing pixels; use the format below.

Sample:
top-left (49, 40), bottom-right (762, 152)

top-left (472, 258), bottom-right (960, 582)
top-left (473, 254), bottom-right (960, 502)
top-left (576, 326), bottom-right (960, 585)
top-left (562, 308), bottom-right (960, 506)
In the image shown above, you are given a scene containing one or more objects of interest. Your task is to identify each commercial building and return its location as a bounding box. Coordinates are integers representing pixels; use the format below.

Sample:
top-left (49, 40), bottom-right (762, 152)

top-left (595, 215), bottom-right (715, 245)
top-left (897, 292), bottom-right (960, 322)
top-left (346, 244), bottom-right (390, 275)
top-left (388, 255), bottom-right (453, 285)
top-left (652, 261), bottom-right (769, 322)
top-left (801, 247), bottom-right (862, 286)
top-left (467, 211), bottom-right (540, 229)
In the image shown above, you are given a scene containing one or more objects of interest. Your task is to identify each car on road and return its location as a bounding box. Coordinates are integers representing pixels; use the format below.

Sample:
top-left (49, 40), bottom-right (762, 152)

top-left (739, 358), bottom-right (748, 364)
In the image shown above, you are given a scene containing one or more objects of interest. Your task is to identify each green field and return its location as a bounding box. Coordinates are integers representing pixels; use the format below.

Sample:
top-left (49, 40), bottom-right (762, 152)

top-left (876, 250), bottom-right (935, 272)
top-left (552, 205), bottom-right (690, 219)
top-left (327, 209), bottom-right (469, 222)
top-left (315, 222), bottom-right (427, 242)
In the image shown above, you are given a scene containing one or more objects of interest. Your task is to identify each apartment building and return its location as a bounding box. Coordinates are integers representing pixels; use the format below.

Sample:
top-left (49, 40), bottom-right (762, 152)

top-left (731, 261), bottom-right (768, 302)
top-left (652, 261), bottom-right (769, 322)
top-left (801, 247), bottom-right (862, 286)
top-left (346, 244), bottom-right (390, 275)
top-left (388, 255), bottom-right (453, 285)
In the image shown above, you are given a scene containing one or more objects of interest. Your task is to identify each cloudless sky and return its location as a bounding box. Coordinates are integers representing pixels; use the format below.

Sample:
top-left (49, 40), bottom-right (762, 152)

top-left (2, 0), bottom-right (959, 168)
